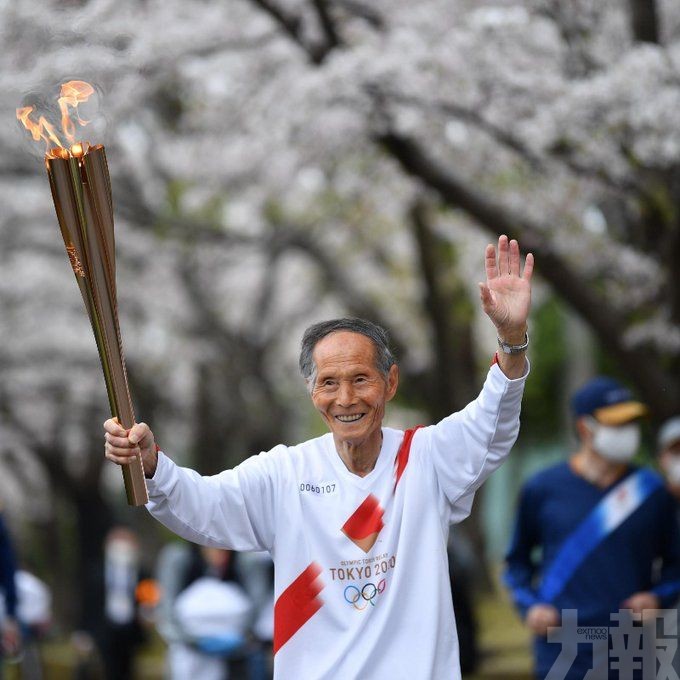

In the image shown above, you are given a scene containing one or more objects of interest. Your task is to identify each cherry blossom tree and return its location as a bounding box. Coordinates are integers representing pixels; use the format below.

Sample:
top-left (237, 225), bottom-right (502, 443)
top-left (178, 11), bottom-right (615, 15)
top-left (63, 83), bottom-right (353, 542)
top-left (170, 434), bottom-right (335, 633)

top-left (2, 0), bottom-right (680, 628)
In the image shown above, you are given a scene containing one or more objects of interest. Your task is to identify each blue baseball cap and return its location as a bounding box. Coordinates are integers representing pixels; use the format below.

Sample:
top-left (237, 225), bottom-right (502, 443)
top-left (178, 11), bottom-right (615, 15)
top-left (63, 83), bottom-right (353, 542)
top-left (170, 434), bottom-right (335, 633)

top-left (571, 376), bottom-right (647, 425)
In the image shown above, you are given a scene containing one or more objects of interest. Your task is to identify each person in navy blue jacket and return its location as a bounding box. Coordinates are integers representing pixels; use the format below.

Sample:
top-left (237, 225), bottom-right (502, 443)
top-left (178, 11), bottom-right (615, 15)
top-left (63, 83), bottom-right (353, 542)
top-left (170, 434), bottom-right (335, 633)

top-left (0, 510), bottom-right (20, 671)
top-left (504, 377), bottom-right (680, 680)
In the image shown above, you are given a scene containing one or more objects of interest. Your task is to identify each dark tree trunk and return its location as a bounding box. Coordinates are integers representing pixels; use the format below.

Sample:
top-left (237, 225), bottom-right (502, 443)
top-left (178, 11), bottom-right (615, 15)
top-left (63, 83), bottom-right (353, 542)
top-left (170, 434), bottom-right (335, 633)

top-left (410, 200), bottom-right (477, 420)
top-left (410, 199), bottom-right (492, 589)
top-left (73, 487), bottom-right (114, 640)
top-left (629, 0), bottom-right (660, 43)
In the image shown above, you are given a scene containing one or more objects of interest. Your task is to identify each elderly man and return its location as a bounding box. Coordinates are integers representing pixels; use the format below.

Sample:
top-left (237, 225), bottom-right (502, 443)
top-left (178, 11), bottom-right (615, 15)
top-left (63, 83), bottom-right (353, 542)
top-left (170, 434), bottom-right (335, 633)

top-left (105, 235), bottom-right (533, 679)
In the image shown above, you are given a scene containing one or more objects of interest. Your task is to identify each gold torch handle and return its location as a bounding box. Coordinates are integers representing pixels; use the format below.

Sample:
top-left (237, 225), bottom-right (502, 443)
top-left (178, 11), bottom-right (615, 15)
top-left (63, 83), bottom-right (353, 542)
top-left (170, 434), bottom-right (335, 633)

top-left (46, 147), bottom-right (149, 506)
top-left (110, 367), bottom-right (150, 507)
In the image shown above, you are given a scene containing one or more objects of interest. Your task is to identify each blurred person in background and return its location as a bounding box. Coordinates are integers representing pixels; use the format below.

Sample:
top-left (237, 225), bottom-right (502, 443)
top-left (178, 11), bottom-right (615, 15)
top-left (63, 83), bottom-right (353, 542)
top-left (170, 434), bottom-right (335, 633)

top-left (105, 236), bottom-right (533, 679)
top-left (0, 508), bottom-right (20, 678)
top-left (656, 416), bottom-right (680, 678)
top-left (658, 417), bottom-right (680, 503)
top-left (0, 557), bottom-right (51, 680)
top-left (446, 529), bottom-right (479, 675)
top-left (505, 377), bottom-right (680, 679)
top-left (100, 526), bottom-right (149, 680)
top-left (156, 542), bottom-right (272, 679)
top-left (12, 569), bottom-right (51, 680)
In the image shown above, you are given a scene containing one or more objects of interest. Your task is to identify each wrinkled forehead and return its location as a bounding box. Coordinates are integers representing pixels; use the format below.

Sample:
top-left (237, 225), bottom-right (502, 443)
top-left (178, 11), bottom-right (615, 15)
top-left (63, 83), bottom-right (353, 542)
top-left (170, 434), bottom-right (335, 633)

top-left (312, 331), bottom-right (378, 370)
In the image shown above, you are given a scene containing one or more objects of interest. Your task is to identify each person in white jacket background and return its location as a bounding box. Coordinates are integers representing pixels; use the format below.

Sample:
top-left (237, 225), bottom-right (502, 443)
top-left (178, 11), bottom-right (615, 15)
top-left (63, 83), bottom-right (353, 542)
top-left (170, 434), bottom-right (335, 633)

top-left (104, 235), bottom-right (533, 680)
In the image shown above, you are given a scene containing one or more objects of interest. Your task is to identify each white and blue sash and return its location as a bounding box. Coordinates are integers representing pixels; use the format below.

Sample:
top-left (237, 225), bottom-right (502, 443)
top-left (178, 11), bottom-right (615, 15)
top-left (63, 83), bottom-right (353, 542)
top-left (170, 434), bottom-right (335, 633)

top-left (538, 468), bottom-right (662, 603)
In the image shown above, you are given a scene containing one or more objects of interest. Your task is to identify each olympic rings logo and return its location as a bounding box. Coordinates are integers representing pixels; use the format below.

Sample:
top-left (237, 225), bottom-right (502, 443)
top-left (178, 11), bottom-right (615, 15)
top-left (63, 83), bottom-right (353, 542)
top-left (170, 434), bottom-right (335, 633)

top-left (344, 580), bottom-right (387, 611)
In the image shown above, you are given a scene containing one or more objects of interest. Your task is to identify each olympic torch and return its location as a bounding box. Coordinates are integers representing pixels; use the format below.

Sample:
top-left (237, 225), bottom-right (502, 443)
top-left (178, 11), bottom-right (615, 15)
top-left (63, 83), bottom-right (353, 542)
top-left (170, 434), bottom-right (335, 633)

top-left (16, 81), bottom-right (148, 505)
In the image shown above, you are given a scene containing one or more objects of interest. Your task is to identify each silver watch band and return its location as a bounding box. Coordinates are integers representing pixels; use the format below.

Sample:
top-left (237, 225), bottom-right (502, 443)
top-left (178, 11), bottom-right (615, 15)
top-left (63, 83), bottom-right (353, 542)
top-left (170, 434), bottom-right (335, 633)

top-left (497, 331), bottom-right (529, 354)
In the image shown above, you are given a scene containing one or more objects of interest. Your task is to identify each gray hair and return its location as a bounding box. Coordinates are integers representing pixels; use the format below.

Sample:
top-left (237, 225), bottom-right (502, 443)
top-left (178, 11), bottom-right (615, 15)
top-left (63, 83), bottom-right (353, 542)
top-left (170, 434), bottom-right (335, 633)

top-left (299, 318), bottom-right (396, 390)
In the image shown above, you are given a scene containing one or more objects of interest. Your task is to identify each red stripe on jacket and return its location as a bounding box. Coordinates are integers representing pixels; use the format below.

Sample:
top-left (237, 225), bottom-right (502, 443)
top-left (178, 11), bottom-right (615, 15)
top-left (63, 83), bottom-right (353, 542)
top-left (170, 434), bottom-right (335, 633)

top-left (273, 562), bottom-right (324, 654)
top-left (394, 426), bottom-right (422, 491)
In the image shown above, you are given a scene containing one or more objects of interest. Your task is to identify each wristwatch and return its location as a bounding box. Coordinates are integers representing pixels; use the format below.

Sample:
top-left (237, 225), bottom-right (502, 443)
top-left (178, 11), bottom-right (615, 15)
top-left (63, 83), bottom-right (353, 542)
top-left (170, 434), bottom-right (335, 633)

top-left (497, 331), bottom-right (529, 354)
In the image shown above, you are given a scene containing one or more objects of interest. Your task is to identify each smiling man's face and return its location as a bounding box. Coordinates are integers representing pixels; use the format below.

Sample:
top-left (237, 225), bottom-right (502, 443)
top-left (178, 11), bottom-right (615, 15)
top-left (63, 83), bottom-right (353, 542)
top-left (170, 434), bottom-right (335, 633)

top-left (310, 331), bottom-right (398, 450)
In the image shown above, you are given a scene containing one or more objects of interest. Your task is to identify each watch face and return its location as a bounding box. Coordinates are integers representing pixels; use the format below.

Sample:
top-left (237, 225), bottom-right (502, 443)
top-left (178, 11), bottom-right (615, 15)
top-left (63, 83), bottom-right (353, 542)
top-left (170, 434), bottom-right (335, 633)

top-left (498, 333), bottom-right (529, 354)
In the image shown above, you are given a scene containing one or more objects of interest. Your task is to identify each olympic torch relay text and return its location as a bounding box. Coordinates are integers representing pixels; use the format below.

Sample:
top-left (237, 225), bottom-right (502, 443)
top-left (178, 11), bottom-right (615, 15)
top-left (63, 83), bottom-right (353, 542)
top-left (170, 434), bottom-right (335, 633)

top-left (330, 553), bottom-right (396, 581)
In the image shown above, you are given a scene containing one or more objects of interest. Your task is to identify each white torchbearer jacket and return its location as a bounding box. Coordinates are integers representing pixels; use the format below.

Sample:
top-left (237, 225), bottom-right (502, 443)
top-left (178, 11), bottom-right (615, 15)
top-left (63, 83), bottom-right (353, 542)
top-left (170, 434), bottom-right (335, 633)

top-left (147, 362), bottom-right (528, 679)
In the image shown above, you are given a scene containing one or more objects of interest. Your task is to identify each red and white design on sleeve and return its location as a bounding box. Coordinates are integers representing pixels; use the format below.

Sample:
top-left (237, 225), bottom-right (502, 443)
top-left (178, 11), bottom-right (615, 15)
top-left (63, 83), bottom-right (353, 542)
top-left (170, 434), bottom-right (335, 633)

top-left (273, 562), bottom-right (324, 654)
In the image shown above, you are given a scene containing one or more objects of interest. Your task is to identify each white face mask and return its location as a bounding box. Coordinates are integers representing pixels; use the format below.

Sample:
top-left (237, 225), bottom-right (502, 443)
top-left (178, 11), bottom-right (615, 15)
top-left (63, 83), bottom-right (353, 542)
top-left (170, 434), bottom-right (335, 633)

top-left (664, 457), bottom-right (680, 486)
top-left (586, 418), bottom-right (640, 463)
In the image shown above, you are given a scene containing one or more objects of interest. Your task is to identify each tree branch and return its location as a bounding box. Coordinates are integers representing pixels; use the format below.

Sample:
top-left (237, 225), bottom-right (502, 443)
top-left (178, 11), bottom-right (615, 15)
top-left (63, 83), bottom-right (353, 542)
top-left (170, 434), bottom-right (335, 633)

top-left (332, 0), bottom-right (384, 29)
top-left (248, 0), bottom-right (338, 64)
top-left (379, 130), bottom-right (680, 418)
top-left (0, 390), bottom-right (78, 496)
top-left (378, 88), bottom-right (643, 196)
top-left (311, 0), bottom-right (342, 52)
top-left (281, 228), bottom-right (409, 358)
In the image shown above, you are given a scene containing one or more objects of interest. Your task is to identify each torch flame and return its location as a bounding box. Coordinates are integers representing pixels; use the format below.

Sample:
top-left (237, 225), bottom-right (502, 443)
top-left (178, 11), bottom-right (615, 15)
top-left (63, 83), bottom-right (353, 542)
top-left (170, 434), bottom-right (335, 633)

top-left (16, 80), bottom-right (96, 156)
top-left (58, 81), bottom-right (95, 144)
top-left (16, 106), bottom-right (64, 151)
